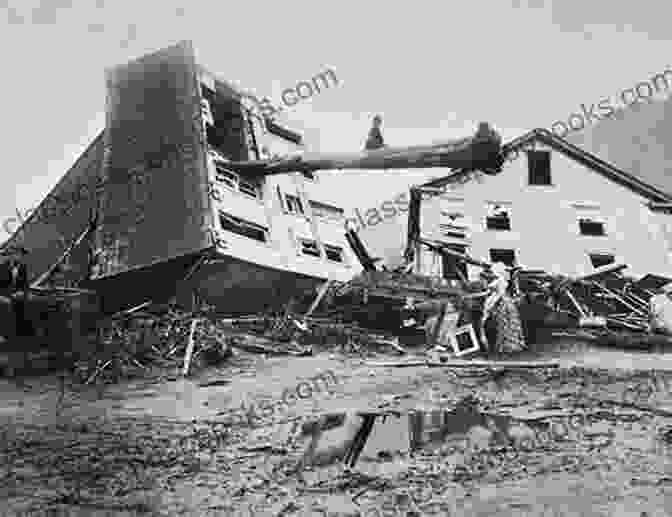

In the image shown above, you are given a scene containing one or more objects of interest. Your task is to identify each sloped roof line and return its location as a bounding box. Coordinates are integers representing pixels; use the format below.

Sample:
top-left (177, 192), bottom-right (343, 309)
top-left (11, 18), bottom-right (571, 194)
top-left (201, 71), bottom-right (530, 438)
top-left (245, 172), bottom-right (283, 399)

top-left (4, 130), bottom-right (105, 247)
top-left (504, 128), bottom-right (672, 203)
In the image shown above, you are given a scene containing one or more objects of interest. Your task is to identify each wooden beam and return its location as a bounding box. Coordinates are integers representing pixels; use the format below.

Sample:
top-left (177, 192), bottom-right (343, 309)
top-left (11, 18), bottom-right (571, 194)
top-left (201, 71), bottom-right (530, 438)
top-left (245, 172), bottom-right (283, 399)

top-left (574, 263), bottom-right (628, 282)
top-left (367, 360), bottom-right (560, 368)
top-left (304, 280), bottom-right (334, 319)
top-left (182, 318), bottom-right (199, 377)
top-left (31, 224), bottom-right (94, 288)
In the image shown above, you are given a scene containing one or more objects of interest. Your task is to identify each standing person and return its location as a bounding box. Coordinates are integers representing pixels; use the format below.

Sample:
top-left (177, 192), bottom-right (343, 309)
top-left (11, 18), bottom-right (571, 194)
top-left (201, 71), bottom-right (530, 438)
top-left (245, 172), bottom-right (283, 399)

top-left (0, 249), bottom-right (17, 341)
top-left (10, 247), bottom-right (29, 337)
top-left (650, 283), bottom-right (672, 335)
top-left (364, 115), bottom-right (385, 151)
top-left (0, 246), bottom-right (29, 345)
top-left (479, 262), bottom-right (526, 354)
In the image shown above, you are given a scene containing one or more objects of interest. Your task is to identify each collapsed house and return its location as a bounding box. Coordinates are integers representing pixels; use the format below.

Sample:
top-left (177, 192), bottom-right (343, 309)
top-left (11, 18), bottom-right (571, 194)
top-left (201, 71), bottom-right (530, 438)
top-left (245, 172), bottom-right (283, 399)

top-left (4, 42), bottom-right (672, 377)
top-left (2, 41), bottom-right (503, 319)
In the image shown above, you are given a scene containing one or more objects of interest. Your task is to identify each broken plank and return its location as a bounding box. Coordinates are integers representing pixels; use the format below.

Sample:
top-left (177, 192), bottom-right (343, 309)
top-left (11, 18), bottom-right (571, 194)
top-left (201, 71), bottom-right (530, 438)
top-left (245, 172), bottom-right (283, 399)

top-left (574, 263), bottom-right (628, 282)
top-left (591, 282), bottom-right (649, 317)
top-left (304, 279), bottom-right (334, 319)
top-left (182, 318), bottom-right (199, 377)
top-left (563, 288), bottom-right (589, 319)
top-left (367, 360), bottom-right (559, 368)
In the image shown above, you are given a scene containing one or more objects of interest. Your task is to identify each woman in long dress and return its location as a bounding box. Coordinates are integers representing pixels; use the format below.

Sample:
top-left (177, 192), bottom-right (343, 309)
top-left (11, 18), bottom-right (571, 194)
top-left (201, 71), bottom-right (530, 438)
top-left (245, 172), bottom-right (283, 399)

top-left (480, 262), bottom-right (526, 354)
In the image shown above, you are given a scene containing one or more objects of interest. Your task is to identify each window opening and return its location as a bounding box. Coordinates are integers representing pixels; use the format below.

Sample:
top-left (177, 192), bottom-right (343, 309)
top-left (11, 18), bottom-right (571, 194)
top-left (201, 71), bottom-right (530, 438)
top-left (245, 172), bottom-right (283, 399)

top-left (219, 211), bottom-right (268, 242)
top-left (324, 244), bottom-right (344, 262)
top-left (300, 238), bottom-right (321, 257)
top-left (489, 248), bottom-right (516, 267)
top-left (528, 150), bottom-right (551, 185)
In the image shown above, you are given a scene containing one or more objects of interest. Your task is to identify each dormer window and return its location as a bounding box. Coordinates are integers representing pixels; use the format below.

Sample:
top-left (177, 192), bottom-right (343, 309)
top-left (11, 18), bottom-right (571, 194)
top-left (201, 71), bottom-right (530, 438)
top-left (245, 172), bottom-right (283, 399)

top-left (528, 150), bottom-right (551, 185)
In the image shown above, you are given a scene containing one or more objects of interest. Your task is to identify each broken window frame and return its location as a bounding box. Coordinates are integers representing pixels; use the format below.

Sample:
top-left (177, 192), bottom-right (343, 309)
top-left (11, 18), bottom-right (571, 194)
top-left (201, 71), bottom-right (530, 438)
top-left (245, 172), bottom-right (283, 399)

top-left (485, 202), bottom-right (512, 231)
top-left (441, 244), bottom-right (468, 281)
top-left (527, 150), bottom-right (552, 186)
top-left (213, 161), bottom-right (262, 200)
top-left (324, 243), bottom-right (344, 263)
top-left (437, 198), bottom-right (469, 244)
top-left (309, 199), bottom-right (344, 223)
top-left (489, 248), bottom-right (516, 267)
top-left (299, 238), bottom-right (321, 258)
top-left (588, 252), bottom-right (615, 268)
top-left (218, 211), bottom-right (268, 243)
top-left (201, 85), bottom-right (248, 161)
top-left (578, 217), bottom-right (607, 236)
top-left (238, 177), bottom-right (263, 200)
top-left (285, 194), bottom-right (305, 215)
top-left (214, 163), bottom-right (238, 190)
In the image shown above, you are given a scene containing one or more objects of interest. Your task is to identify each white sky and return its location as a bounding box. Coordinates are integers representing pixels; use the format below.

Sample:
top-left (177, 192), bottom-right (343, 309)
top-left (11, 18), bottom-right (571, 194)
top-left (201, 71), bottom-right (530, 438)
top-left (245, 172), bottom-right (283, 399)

top-left (1, 0), bottom-right (671, 236)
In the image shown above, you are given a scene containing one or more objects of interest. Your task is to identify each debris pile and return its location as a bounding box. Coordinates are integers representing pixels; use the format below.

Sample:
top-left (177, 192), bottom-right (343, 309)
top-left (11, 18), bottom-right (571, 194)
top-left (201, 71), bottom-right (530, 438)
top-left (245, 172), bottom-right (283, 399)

top-left (516, 263), bottom-right (672, 349)
top-left (294, 258), bottom-right (672, 356)
top-left (76, 308), bottom-right (235, 383)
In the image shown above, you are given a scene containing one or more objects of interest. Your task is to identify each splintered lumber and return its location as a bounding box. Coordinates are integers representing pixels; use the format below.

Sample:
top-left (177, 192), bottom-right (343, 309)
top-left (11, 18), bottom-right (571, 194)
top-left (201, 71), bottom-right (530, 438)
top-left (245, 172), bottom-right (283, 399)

top-left (574, 263), bottom-right (628, 282)
top-left (564, 288), bottom-right (589, 318)
top-left (420, 238), bottom-right (491, 269)
top-left (591, 281), bottom-right (649, 317)
top-left (367, 359), bottom-right (559, 368)
top-left (220, 335), bottom-right (306, 356)
top-left (605, 317), bottom-right (648, 331)
top-left (85, 359), bottom-right (113, 385)
top-left (31, 224), bottom-right (94, 288)
top-left (182, 318), bottom-right (199, 377)
top-left (304, 280), bottom-right (334, 319)
top-left (625, 291), bottom-right (650, 309)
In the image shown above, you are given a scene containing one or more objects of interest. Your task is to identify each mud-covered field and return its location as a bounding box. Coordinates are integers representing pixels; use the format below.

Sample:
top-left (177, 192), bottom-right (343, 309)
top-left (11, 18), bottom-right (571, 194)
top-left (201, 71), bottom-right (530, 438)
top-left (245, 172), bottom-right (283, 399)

top-left (2, 346), bottom-right (672, 516)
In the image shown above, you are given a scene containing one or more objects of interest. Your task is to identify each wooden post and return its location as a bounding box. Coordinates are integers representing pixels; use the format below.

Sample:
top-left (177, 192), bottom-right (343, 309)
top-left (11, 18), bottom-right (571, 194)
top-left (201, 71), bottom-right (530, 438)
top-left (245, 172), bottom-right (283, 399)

top-left (182, 318), bottom-right (199, 377)
top-left (304, 279), bottom-right (333, 319)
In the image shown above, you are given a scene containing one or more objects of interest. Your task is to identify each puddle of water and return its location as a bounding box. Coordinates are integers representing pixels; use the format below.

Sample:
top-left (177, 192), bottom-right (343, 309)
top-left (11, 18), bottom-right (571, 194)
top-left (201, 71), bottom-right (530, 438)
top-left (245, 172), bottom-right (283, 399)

top-left (298, 398), bottom-right (552, 472)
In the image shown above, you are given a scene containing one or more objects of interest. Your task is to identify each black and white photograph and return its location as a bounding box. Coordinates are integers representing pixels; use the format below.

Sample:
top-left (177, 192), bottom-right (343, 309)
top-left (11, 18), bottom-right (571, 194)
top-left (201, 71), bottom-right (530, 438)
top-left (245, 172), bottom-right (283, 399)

top-left (2, 1), bottom-right (672, 515)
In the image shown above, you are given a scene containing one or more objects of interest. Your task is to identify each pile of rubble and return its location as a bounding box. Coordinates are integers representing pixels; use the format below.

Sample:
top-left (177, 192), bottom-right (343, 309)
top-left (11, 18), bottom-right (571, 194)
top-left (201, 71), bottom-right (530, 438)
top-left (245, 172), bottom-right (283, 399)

top-left (8, 253), bottom-right (672, 383)
top-left (516, 263), bottom-right (672, 348)
top-left (85, 258), bottom-right (672, 383)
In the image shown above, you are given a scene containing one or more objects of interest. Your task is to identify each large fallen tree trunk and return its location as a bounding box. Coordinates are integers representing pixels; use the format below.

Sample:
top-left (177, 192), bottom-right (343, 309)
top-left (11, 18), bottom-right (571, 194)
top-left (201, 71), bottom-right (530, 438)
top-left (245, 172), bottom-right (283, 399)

top-left (226, 124), bottom-right (504, 177)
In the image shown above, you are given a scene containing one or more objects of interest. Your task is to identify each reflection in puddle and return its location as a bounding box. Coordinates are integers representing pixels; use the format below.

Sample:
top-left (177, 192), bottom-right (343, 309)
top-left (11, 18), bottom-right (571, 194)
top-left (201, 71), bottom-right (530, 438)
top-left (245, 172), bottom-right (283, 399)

top-left (298, 398), bottom-right (551, 471)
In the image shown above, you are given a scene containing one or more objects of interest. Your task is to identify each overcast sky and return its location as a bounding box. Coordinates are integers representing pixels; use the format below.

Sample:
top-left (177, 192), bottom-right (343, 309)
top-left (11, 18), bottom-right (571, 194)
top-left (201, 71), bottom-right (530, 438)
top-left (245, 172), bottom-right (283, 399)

top-left (1, 0), bottom-right (671, 239)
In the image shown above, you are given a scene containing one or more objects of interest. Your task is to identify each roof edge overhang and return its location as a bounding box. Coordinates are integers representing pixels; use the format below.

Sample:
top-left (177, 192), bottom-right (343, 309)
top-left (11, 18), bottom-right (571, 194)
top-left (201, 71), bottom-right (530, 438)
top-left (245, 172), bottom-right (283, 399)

top-left (504, 128), bottom-right (672, 203)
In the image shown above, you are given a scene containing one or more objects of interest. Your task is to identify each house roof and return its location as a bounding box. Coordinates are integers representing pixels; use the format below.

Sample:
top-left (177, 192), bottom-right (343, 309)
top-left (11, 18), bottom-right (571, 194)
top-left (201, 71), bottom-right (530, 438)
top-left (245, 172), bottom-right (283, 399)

top-left (502, 128), bottom-right (672, 203)
top-left (566, 96), bottom-right (672, 198)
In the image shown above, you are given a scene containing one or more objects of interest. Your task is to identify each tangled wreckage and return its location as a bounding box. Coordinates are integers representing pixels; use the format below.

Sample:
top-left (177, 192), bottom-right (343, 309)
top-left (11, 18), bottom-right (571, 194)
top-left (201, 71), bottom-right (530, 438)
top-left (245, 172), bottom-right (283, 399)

top-left (3, 40), bottom-right (672, 377)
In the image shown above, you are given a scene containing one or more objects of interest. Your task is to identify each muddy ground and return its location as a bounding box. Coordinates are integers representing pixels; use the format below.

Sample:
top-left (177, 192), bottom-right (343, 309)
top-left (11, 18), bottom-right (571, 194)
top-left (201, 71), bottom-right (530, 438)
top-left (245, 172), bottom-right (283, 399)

top-left (2, 339), bottom-right (672, 516)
